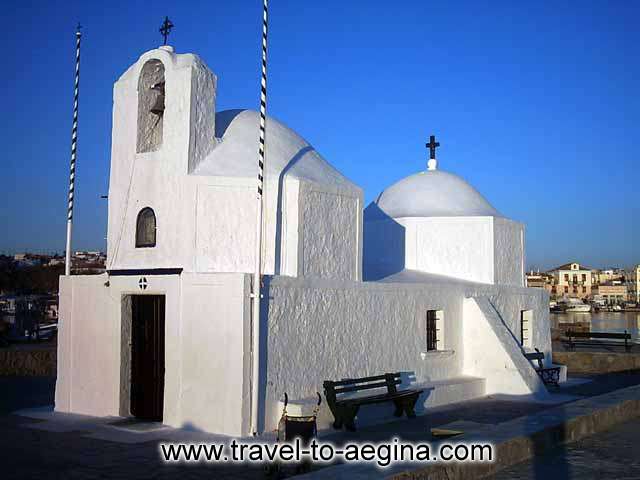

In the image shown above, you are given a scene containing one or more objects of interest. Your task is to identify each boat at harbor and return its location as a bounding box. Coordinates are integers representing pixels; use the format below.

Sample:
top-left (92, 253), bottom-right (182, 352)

top-left (556, 297), bottom-right (592, 313)
top-left (566, 303), bottom-right (592, 313)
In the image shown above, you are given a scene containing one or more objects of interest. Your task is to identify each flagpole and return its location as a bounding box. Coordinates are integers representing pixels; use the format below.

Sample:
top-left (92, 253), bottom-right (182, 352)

top-left (65, 24), bottom-right (82, 276)
top-left (251, 0), bottom-right (269, 436)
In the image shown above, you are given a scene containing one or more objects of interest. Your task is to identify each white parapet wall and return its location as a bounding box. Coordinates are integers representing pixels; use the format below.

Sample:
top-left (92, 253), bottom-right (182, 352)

top-left (261, 274), bottom-right (551, 431)
top-left (462, 296), bottom-right (549, 398)
top-left (56, 270), bottom-right (550, 436)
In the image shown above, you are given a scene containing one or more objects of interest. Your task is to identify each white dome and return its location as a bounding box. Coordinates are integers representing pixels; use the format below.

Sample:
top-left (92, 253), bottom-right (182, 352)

top-left (370, 169), bottom-right (501, 219)
top-left (192, 109), bottom-right (359, 192)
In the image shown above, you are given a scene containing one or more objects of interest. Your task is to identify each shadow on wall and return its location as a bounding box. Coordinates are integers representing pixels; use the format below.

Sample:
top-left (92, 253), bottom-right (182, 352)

top-left (487, 296), bottom-right (525, 354)
top-left (257, 276), bottom-right (272, 434)
top-left (362, 204), bottom-right (406, 281)
top-left (399, 370), bottom-right (434, 417)
top-left (274, 146), bottom-right (314, 274)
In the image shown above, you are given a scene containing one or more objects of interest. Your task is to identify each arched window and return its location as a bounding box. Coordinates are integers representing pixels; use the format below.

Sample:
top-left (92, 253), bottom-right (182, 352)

top-left (137, 59), bottom-right (165, 153)
top-left (136, 208), bottom-right (156, 248)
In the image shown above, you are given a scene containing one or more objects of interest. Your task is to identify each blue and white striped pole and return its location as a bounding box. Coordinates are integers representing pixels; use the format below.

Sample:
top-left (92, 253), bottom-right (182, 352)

top-left (65, 24), bottom-right (82, 276)
top-left (251, 0), bottom-right (269, 435)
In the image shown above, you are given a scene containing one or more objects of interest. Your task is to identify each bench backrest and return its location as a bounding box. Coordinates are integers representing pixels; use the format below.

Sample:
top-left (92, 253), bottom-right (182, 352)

top-left (524, 348), bottom-right (545, 369)
top-left (566, 330), bottom-right (630, 340)
top-left (323, 373), bottom-right (402, 400)
top-left (524, 351), bottom-right (544, 361)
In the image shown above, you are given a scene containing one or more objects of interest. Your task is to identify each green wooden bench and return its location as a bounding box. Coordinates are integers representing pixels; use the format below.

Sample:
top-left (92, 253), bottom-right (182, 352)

top-left (524, 348), bottom-right (561, 386)
top-left (323, 372), bottom-right (423, 432)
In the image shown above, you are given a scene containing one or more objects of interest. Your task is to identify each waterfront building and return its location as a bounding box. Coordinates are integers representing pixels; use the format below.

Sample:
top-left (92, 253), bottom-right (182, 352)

top-left (549, 262), bottom-right (593, 299)
top-left (592, 283), bottom-right (628, 305)
top-left (626, 265), bottom-right (640, 303)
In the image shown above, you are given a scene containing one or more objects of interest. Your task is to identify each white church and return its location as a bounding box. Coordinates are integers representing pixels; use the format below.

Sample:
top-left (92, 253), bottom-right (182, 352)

top-left (55, 43), bottom-right (561, 436)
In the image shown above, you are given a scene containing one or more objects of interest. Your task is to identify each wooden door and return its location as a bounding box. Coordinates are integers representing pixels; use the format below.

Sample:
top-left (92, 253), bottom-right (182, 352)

top-left (131, 295), bottom-right (165, 421)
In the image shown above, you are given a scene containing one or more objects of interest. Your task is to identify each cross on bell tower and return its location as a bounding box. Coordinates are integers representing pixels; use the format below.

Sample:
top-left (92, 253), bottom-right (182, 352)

top-left (159, 16), bottom-right (174, 45)
top-left (425, 135), bottom-right (440, 171)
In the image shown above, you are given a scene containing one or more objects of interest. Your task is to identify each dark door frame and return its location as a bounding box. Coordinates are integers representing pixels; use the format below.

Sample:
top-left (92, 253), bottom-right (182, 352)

top-left (130, 294), bottom-right (165, 422)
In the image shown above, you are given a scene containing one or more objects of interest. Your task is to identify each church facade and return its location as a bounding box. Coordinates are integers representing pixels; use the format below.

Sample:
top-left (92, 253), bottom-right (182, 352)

top-left (55, 45), bottom-right (559, 436)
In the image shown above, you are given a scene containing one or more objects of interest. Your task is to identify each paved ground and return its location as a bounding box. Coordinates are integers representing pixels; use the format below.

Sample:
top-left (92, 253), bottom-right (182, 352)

top-left (1, 373), bottom-right (640, 479)
top-left (490, 417), bottom-right (640, 479)
top-left (0, 377), bottom-right (265, 480)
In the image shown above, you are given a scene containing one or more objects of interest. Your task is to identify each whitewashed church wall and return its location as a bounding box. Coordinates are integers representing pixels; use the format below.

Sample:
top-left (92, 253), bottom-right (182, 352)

top-left (56, 274), bottom-right (121, 416)
top-left (192, 175), bottom-right (297, 276)
top-left (55, 272), bottom-right (251, 436)
top-left (195, 183), bottom-right (257, 273)
top-left (362, 218), bottom-right (407, 280)
top-left (180, 273), bottom-right (251, 436)
top-left (55, 276), bottom-right (73, 411)
top-left (55, 274), bottom-right (183, 422)
top-left (261, 277), bottom-right (466, 430)
top-left (187, 57), bottom-right (217, 174)
top-left (299, 181), bottom-right (362, 281)
top-left (261, 276), bottom-right (550, 430)
top-left (279, 178), bottom-right (300, 277)
top-left (398, 216), bottom-right (494, 284)
top-left (462, 297), bottom-right (548, 398)
top-left (108, 158), bottom-right (304, 277)
top-left (488, 287), bottom-right (552, 360)
top-left (493, 218), bottom-right (525, 287)
top-left (55, 275), bottom-right (130, 417)
top-left (107, 156), bottom-right (197, 271)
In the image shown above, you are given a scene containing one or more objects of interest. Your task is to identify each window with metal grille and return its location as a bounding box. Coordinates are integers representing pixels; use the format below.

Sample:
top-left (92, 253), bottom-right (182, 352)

top-left (520, 310), bottom-right (533, 348)
top-left (426, 310), bottom-right (438, 351)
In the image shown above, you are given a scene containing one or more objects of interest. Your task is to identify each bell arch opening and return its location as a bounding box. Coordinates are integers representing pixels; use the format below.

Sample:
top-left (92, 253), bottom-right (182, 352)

top-left (137, 59), bottom-right (165, 153)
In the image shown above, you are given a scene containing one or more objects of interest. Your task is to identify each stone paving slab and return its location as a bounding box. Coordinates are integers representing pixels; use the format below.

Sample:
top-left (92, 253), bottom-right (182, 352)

top-left (3, 374), bottom-right (640, 479)
top-left (18, 407), bottom-right (236, 445)
top-left (490, 416), bottom-right (640, 479)
top-left (297, 383), bottom-right (640, 479)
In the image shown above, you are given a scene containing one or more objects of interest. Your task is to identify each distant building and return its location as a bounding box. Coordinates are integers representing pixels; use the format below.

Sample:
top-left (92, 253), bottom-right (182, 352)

top-left (626, 265), bottom-right (640, 303)
top-left (70, 251), bottom-right (106, 274)
top-left (594, 269), bottom-right (625, 285)
top-left (525, 270), bottom-right (554, 295)
top-left (11, 253), bottom-right (52, 269)
top-left (14, 258), bottom-right (40, 269)
top-left (549, 262), bottom-right (593, 299)
top-left (593, 283), bottom-right (628, 305)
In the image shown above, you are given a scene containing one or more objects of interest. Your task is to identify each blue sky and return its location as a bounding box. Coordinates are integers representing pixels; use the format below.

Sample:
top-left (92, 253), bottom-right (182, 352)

top-left (1, 0), bottom-right (637, 270)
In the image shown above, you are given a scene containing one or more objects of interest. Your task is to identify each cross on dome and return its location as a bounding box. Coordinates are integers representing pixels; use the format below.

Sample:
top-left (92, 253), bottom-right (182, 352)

top-left (159, 16), bottom-right (174, 45)
top-left (425, 134), bottom-right (440, 171)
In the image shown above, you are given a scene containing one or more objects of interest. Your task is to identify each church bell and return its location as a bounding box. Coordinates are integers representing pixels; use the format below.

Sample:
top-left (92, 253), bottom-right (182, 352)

top-left (149, 81), bottom-right (165, 115)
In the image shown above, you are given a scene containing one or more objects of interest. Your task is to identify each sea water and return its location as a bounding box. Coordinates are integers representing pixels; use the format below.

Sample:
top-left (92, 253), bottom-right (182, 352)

top-left (551, 311), bottom-right (640, 342)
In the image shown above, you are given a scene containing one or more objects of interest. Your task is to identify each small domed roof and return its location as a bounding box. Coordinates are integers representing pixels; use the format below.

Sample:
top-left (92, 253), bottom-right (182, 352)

top-left (370, 169), bottom-right (501, 219)
top-left (192, 109), bottom-right (359, 193)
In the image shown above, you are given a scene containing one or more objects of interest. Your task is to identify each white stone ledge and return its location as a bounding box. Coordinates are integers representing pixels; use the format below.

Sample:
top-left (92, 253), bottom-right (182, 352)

top-left (420, 350), bottom-right (455, 360)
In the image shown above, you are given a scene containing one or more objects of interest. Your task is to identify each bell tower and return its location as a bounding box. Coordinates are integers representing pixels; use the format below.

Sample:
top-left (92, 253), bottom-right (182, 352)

top-left (107, 42), bottom-right (218, 269)
top-left (109, 42), bottom-right (217, 173)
